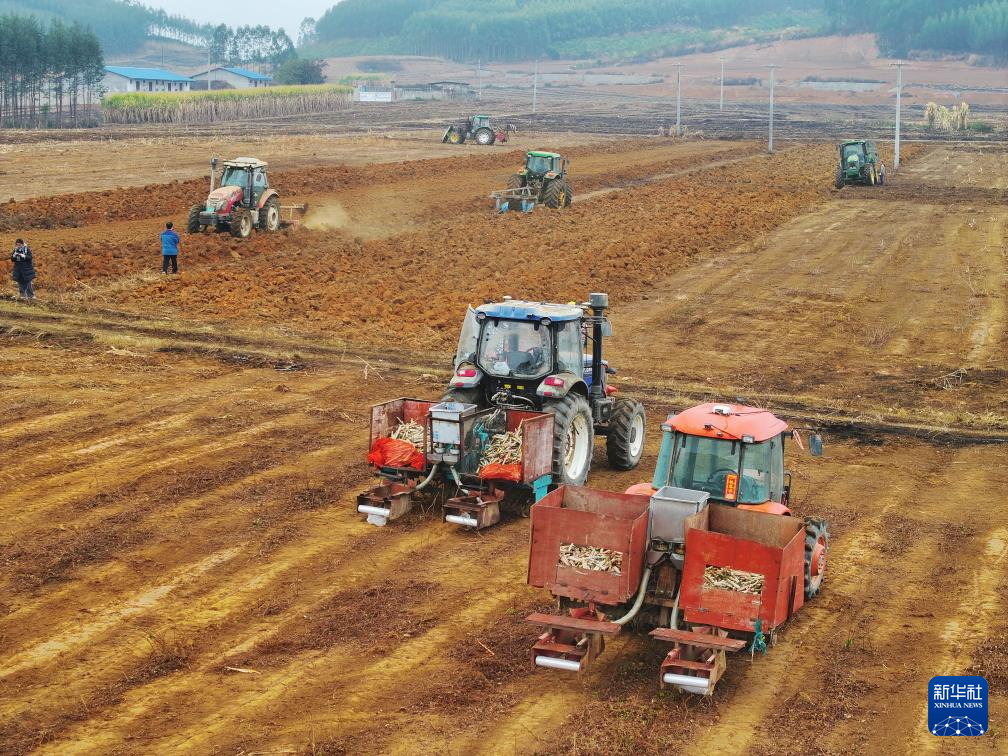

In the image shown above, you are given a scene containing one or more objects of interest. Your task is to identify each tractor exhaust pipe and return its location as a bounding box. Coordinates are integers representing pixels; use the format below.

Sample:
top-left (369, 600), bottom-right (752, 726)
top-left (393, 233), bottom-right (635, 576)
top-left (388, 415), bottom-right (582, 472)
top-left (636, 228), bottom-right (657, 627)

top-left (210, 157), bottom-right (218, 192)
top-left (588, 293), bottom-right (608, 403)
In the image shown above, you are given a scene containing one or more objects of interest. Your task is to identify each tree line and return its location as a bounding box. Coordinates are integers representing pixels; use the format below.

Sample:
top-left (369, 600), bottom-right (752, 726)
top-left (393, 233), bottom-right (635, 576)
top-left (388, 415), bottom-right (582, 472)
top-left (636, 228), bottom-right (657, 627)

top-left (826, 0), bottom-right (1008, 57)
top-left (0, 12), bottom-right (104, 127)
top-left (313, 0), bottom-right (822, 61)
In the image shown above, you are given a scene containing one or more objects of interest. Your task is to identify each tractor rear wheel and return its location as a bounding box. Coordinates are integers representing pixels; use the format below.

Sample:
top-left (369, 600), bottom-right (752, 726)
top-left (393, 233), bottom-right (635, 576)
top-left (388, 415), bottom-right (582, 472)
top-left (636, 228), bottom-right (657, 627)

top-left (507, 173), bottom-right (525, 190)
top-left (259, 196), bottom-right (281, 232)
top-left (804, 518), bottom-right (830, 600)
top-left (475, 128), bottom-right (495, 145)
top-left (543, 394), bottom-right (594, 486)
top-left (542, 180), bottom-right (566, 209)
top-left (187, 204), bottom-right (204, 233)
top-left (834, 168), bottom-right (844, 190)
top-left (606, 398), bottom-right (646, 470)
top-left (230, 208), bottom-right (253, 238)
top-left (562, 181), bottom-right (573, 207)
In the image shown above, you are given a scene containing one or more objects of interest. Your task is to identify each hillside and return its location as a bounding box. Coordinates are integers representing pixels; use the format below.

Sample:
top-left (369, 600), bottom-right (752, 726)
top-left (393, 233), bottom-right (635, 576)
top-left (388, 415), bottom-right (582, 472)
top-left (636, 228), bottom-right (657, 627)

top-left (306, 0), bottom-right (1008, 63)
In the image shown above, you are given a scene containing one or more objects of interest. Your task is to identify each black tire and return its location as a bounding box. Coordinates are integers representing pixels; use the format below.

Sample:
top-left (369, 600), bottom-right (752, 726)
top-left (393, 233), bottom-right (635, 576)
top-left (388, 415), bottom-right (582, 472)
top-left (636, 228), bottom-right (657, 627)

top-left (187, 204), bottom-right (204, 233)
top-left (542, 180), bottom-right (566, 209)
top-left (804, 518), bottom-right (830, 600)
top-left (507, 173), bottom-right (525, 190)
top-left (543, 394), bottom-right (594, 486)
top-left (440, 387), bottom-right (482, 407)
top-left (230, 208), bottom-right (253, 238)
top-left (834, 168), bottom-right (844, 190)
top-left (259, 196), bottom-right (280, 232)
top-left (562, 181), bottom-right (573, 207)
top-left (475, 128), bottom-right (495, 145)
top-left (606, 398), bottom-right (646, 470)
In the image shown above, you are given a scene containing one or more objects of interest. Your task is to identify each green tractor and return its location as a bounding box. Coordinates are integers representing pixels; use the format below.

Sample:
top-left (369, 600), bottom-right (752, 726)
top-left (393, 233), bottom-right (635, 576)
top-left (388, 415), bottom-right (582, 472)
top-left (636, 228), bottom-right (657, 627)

top-left (835, 140), bottom-right (886, 188)
top-left (442, 115), bottom-right (509, 145)
top-left (491, 151), bottom-right (573, 213)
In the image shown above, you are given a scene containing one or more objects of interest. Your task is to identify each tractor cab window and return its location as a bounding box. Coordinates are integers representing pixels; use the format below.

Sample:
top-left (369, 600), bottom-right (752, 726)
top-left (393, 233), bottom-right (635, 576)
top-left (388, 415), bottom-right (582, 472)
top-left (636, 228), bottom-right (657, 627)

top-left (527, 155), bottom-right (552, 174)
top-left (843, 144), bottom-right (864, 162)
top-left (670, 435), bottom-right (740, 500)
top-left (739, 440), bottom-right (772, 504)
top-left (556, 320), bottom-right (583, 375)
top-left (253, 169), bottom-right (267, 189)
top-left (220, 167), bottom-right (248, 189)
top-left (477, 319), bottom-right (552, 379)
top-left (455, 306), bottom-right (480, 368)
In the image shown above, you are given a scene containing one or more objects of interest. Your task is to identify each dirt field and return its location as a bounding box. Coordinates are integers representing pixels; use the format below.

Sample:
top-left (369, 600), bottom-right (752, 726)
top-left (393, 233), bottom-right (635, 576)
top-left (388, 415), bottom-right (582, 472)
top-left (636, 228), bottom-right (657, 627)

top-left (0, 131), bottom-right (1006, 754)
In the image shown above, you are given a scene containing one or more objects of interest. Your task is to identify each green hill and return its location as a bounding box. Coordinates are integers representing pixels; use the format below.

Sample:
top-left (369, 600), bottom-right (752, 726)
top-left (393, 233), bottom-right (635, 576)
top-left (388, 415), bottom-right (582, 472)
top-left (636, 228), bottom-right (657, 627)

top-left (306, 0), bottom-right (1007, 62)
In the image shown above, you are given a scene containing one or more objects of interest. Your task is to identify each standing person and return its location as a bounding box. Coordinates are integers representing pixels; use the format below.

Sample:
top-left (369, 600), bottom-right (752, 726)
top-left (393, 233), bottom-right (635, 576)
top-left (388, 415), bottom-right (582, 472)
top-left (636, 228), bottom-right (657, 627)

top-left (11, 238), bottom-right (36, 300)
top-left (160, 221), bottom-right (180, 274)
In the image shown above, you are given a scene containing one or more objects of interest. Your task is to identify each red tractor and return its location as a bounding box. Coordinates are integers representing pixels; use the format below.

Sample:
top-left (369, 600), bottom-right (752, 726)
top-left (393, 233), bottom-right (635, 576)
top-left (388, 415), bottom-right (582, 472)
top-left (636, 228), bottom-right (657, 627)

top-left (526, 402), bottom-right (829, 695)
top-left (188, 157), bottom-right (283, 238)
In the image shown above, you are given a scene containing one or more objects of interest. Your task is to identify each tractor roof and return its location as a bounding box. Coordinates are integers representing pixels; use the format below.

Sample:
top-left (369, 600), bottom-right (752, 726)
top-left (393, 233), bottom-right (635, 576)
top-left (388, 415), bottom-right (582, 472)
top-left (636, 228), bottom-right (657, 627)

top-left (528, 150), bottom-right (561, 158)
top-left (222, 157), bottom-right (267, 169)
top-left (664, 402), bottom-right (788, 443)
top-left (840, 140), bottom-right (868, 146)
top-left (476, 299), bottom-right (582, 322)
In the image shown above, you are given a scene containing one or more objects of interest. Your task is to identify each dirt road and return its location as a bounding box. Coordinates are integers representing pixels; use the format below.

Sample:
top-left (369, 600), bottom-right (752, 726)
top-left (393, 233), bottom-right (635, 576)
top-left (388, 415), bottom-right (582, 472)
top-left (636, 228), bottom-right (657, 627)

top-left (0, 136), bottom-right (1005, 754)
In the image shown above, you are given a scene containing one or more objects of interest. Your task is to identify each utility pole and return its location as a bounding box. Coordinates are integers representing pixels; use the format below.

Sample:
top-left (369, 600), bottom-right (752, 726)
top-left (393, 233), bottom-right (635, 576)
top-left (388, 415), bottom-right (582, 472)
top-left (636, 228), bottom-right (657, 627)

top-left (673, 62), bottom-right (683, 136)
top-left (719, 57), bottom-right (724, 112)
top-left (767, 64), bottom-right (777, 154)
top-left (890, 60), bottom-right (906, 171)
top-left (532, 59), bottom-right (538, 115)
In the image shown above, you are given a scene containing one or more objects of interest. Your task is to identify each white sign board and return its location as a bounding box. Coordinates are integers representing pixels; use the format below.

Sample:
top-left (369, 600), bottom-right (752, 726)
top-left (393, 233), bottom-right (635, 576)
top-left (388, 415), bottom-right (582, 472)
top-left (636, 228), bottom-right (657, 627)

top-left (358, 91), bottom-right (393, 103)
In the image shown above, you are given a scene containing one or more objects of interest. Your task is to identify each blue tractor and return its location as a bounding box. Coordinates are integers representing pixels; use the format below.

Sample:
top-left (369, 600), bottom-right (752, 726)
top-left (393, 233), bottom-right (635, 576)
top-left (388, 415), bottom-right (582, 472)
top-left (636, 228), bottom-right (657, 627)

top-left (443, 293), bottom-right (646, 485)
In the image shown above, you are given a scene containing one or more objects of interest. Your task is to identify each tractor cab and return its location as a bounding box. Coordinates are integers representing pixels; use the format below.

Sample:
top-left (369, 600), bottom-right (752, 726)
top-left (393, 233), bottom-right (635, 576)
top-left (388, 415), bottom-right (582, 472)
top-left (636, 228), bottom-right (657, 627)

top-left (446, 293), bottom-right (646, 485)
top-left (524, 151), bottom-right (565, 179)
top-left (629, 403), bottom-right (823, 516)
top-left (471, 114), bottom-right (491, 129)
top-left (218, 157), bottom-right (269, 207)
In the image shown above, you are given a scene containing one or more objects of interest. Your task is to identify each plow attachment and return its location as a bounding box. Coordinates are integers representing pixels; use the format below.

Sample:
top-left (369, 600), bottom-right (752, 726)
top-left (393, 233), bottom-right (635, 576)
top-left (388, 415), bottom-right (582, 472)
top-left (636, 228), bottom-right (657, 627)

top-left (650, 627), bottom-right (746, 695)
top-left (527, 611), bottom-right (620, 672)
top-left (443, 489), bottom-right (505, 530)
top-left (280, 203), bottom-right (308, 228)
top-left (356, 481), bottom-right (415, 526)
top-left (490, 187), bottom-right (537, 213)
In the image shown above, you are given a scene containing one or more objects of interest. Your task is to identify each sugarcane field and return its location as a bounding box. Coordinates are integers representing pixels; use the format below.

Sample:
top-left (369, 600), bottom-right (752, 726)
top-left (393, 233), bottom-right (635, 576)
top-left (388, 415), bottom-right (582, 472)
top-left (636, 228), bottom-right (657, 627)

top-left (2, 15), bottom-right (1008, 755)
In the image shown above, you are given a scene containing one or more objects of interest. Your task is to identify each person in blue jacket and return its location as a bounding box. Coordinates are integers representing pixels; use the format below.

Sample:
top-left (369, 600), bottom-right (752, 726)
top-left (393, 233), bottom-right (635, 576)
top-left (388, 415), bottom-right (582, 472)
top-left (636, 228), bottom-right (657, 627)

top-left (11, 238), bottom-right (36, 299)
top-left (160, 221), bottom-right (180, 273)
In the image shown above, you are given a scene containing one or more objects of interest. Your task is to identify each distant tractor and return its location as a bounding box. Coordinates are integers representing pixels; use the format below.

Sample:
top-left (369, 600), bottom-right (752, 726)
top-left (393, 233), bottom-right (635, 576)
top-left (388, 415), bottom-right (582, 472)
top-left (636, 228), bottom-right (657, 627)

top-left (491, 151), bottom-right (573, 213)
top-left (188, 157), bottom-right (302, 238)
top-left (835, 140), bottom-right (885, 188)
top-left (442, 115), bottom-right (512, 145)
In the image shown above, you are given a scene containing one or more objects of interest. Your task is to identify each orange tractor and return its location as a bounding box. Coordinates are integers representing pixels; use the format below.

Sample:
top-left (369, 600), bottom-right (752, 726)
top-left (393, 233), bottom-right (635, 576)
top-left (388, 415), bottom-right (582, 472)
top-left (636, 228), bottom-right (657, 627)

top-left (526, 402), bottom-right (829, 694)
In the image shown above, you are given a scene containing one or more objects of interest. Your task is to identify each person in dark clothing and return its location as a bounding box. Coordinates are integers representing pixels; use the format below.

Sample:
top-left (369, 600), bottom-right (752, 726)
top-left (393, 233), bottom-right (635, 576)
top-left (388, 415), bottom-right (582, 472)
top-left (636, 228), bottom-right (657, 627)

top-left (11, 238), bottom-right (36, 300)
top-left (161, 221), bottom-right (180, 273)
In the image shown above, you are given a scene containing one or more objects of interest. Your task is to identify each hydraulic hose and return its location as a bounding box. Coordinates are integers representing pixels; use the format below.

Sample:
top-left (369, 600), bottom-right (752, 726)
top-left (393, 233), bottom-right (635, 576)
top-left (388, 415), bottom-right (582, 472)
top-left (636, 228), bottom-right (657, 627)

top-left (448, 464), bottom-right (472, 495)
top-left (670, 583), bottom-right (680, 630)
top-left (414, 463), bottom-right (441, 492)
top-left (611, 566), bottom-right (653, 627)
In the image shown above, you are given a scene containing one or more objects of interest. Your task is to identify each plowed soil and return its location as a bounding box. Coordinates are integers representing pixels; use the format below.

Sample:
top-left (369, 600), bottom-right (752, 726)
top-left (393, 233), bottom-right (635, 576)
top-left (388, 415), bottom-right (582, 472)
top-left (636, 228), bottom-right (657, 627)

top-left (1, 134), bottom-right (1006, 755)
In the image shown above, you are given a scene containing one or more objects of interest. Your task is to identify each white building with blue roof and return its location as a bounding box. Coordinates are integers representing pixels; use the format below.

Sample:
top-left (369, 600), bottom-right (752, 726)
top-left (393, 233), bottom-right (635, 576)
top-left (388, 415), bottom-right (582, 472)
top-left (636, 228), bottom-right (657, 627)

top-left (191, 66), bottom-right (273, 90)
top-left (103, 66), bottom-right (192, 93)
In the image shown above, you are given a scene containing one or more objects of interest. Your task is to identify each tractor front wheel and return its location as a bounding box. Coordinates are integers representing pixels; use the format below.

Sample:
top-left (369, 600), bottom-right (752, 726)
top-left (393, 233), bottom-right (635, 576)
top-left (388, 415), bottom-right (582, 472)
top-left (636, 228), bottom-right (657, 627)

top-left (804, 518), bottom-right (830, 600)
top-left (543, 180), bottom-right (567, 209)
top-left (544, 394), bottom-right (594, 486)
top-left (187, 204), bottom-right (204, 233)
top-left (260, 196), bottom-right (281, 232)
top-left (606, 398), bottom-right (646, 470)
top-left (230, 208), bottom-right (253, 238)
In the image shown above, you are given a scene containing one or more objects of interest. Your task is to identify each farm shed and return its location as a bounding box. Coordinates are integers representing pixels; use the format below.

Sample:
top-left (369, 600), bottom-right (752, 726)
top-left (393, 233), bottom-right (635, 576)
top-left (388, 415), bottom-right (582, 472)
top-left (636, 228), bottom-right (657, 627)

top-left (103, 66), bottom-right (192, 94)
top-left (191, 67), bottom-right (273, 89)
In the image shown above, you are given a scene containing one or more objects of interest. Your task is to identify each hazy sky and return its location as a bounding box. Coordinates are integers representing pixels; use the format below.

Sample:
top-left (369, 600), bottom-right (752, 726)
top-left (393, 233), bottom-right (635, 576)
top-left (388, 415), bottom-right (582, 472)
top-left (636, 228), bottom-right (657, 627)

top-left (151, 1), bottom-right (336, 37)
